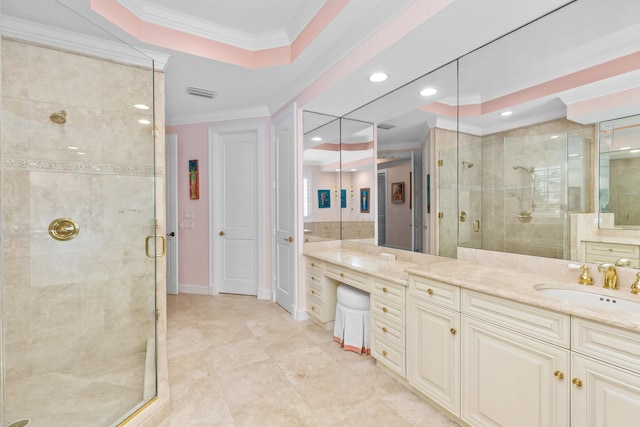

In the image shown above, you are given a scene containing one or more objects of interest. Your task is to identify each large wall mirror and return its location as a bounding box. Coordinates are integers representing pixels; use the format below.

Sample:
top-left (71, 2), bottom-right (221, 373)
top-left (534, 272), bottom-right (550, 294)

top-left (303, 0), bottom-right (640, 265)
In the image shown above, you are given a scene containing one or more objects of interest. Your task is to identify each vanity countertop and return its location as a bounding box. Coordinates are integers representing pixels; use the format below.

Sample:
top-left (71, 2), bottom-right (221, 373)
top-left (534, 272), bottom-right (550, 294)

top-left (304, 246), bottom-right (640, 333)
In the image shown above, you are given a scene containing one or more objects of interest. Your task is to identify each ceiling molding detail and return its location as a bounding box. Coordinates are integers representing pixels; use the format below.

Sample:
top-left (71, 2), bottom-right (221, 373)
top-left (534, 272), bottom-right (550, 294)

top-left (166, 105), bottom-right (272, 127)
top-left (92, 0), bottom-right (347, 68)
top-left (116, 0), bottom-right (320, 50)
top-left (0, 15), bottom-right (170, 69)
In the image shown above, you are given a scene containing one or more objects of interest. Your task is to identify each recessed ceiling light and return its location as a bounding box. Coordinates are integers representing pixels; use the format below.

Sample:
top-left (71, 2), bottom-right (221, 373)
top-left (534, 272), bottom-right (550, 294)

top-left (369, 72), bottom-right (388, 83)
top-left (419, 87), bottom-right (438, 97)
top-left (500, 111), bottom-right (513, 117)
top-left (134, 104), bottom-right (150, 110)
top-left (138, 119), bottom-right (151, 125)
top-left (311, 137), bottom-right (322, 142)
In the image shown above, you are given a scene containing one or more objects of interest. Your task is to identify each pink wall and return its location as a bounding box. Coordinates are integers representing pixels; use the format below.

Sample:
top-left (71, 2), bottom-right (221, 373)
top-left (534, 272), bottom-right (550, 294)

top-left (167, 118), bottom-right (271, 293)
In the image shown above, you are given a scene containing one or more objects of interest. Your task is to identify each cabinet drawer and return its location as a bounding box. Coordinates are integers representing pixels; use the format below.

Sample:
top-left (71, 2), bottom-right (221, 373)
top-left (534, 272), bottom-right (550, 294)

top-left (306, 258), bottom-right (323, 275)
top-left (325, 263), bottom-right (369, 291)
top-left (371, 278), bottom-right (405, 306)
top-left (307, 282), bottom-right (322, 299)
top-left (371, 297), bottom-right (405, 326)
top-left (572, 318), bottom-right (640, 374)
top-left (372, 316), bottom-right (405, 348)
top-left (307, 300), bottom-right (323, 321)
top-left (410, 276), bottom-right (460, 310)
top-left (371, 334), bottom-right (405, 377)
top-left (585, 242), bottom-right (640, 267)
top-left (461, 290), bottom-right (570, 348)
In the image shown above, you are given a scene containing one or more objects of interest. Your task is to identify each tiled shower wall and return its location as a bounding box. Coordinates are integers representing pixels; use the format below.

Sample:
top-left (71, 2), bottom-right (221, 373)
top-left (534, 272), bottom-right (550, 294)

top-left (1, 38), bottom-right (165, 381)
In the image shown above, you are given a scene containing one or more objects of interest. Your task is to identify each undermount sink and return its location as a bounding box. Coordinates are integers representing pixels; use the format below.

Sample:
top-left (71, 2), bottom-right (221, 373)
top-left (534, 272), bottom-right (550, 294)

top-left (534, 285), bottom-right (640, 312)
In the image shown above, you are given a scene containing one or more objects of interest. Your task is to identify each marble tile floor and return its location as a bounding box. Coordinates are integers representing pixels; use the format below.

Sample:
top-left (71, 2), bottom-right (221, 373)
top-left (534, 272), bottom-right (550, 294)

top-left (160, 293), bottom-right (461, 427)
top-left (4, 352), bottom-right (145, 427)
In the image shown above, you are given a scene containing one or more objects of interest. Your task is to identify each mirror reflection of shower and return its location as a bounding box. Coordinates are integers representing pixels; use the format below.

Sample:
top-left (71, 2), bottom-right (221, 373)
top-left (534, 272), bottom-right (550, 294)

top-left (461, 160), bottom-right (474, 168)
top-left (513, 165), bottom-right (536, 223)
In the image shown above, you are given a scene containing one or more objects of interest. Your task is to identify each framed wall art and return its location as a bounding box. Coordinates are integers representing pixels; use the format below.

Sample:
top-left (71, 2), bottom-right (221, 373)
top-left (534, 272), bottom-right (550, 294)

top-left (318, 189), bottom-right (330, 208)
top-left (392, 182), bottom-right (405, 204)
top-left (360, 188), bottom-right (370, 213)
top-left (189, 159), bottom-right (199, 200)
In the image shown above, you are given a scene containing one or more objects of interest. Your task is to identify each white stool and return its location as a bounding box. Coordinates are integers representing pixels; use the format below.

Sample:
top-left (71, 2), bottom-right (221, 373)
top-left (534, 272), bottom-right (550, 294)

top-left (333, 284), bottom-right (370, 355)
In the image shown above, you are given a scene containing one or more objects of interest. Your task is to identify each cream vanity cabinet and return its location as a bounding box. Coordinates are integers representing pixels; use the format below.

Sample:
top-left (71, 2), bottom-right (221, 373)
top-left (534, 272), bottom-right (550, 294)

top-left (408, 276), bottom-right (461, 416)
top-left (370, 278), bottom-right (406, 376)
top-left (305, 259), bottom-right (337, 329)
top-left (460, 290), bottom-right (571, 427)
top-left (570, 318), bottom-right (640, 426)
top-left (584, 241), bottom-right (640, 267)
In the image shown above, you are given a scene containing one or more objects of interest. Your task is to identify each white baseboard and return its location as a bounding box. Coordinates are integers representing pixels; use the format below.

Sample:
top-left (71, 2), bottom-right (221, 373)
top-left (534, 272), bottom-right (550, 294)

top-left (295, 309), bottom-right (310, 321)
top-left (257, 287), bottom-right (272, 300)
top-left (178, 283), bottom-right (210, 295)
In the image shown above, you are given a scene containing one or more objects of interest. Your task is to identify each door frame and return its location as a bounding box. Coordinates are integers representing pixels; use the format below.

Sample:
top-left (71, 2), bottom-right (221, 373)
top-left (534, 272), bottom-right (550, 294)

top-left (271, 103), bottom-right (297, 314)
top-left (165, 134), bottom-right (179, 294)
top-left (208, 120), bottom-right (265, 296)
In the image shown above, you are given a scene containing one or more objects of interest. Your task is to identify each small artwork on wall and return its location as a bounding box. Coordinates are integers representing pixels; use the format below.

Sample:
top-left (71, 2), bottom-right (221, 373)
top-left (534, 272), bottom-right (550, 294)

top-left (341, 189), bottom-right (346, 208)
top-left (189, 159), bottom-right (199, 200)
top-left (360, 188), bottom-right (370, 213)
top-left (318, 189), bottom-right (330, 208)
top-left (392, 182), bottom-right (405, 204)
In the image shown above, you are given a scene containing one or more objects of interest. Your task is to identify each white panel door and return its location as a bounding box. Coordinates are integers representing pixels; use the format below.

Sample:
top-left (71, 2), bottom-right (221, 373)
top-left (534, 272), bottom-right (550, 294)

top-left (272, 104), bottom-right (296, 313)
top-left (211, 123), bottom-right (261, 295)
top-left (165, 134), bottom-right (178, 294)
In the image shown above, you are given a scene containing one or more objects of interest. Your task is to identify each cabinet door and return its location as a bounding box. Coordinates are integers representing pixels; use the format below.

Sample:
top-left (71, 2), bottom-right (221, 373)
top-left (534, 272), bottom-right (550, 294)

top-left (408, 297), bottom-right (460, 416)
top-left (571, 353), bottom-right (640, 427)
top-left (461, 316), bottom-right (570, 427)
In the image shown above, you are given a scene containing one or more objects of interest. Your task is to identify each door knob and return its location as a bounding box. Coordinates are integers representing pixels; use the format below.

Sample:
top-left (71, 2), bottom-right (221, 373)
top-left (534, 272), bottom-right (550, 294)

top-left (167, 232), bottom-right (175, 237)
top-left (219, 231), bottom-right (225, 236)
top-left (283, 236), bottom-right (293, 243)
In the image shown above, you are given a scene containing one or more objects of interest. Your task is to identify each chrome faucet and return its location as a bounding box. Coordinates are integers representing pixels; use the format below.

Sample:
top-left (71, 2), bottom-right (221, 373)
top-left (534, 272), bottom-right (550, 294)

top-left (598, 259), bottom-right (632, 290)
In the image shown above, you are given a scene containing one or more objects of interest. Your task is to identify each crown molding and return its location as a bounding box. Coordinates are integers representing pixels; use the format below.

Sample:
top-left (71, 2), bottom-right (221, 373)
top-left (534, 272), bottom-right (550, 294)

top-left (116, 0), bottom-right (326, 51)
top-left (166, 106), bottom-right (272, 127)
top-left (0, 15), bottom-right (170, 70)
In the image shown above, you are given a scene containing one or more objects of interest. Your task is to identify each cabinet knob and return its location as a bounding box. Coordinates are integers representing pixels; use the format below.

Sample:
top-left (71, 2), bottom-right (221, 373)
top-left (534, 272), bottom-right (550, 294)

top-left (311, 276), bottom-right (316, 281)
top-left (382, 307), bottom-right (388, 313)
top-left (382, 350), bottom-right (388, 357)
top-left (311, 262), bottom-right (315, 267)
top-left (554, 370), bottom-right (564, 380)
top-left (572, 378), bottom-right (583, 388)
top-left (427, 288), bottom-right (434, 295)
top-left (382, 327), bottom-right (388, 333)
top-left (311, 306), bottom-right (316, 311)
top-left (311, 290), bottom-right (315, 294)
top-left (382, 287), bottom-right (388, 293)
top-left (450, 328), bottom-right (457, 335)
top-left (340, 273), bottom-right (344, 277)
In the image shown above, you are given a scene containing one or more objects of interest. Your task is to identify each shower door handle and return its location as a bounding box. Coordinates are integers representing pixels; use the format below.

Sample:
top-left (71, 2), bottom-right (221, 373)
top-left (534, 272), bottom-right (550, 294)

top-left (145, 234), bottom-right (166, 258)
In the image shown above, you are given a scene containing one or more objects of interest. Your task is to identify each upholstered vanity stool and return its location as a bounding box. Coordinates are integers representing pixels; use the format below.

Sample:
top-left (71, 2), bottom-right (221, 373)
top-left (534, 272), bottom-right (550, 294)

top-left (333, 284), bottom-right (370, 354)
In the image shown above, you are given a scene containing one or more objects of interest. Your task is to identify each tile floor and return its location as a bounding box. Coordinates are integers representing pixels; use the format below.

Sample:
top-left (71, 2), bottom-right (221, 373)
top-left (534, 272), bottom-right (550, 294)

top-left (159, 293), bottom-right (461, 427)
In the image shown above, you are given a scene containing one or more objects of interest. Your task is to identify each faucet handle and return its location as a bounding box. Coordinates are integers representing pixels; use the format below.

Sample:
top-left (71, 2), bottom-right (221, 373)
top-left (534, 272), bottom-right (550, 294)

top-left (578, 265), bottom-right (593, 286)
top-left (615, 258), bottom-right (632, 267)
top-left (631, 273), bottom-right (640, 295)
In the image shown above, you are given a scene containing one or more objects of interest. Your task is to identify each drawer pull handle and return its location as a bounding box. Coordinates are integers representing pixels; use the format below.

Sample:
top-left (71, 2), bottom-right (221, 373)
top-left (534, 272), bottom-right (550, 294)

top-left (311, 262), bottom-right (316, 267)
top-left (382, 307), bottom-right (388, 313)
top-left (572, 378), bottom-right (583, 388)
top-left (382, 287), bottom-right (388, 293)
top-left (382, 351), bottom-right (388, 357)
top-left (340, 273), bottom-right (345, 277)
top-left (450, 328), bottom-right (457, 335)
top-left (427, 288), bottom-right (434, 295)
top-left (608, 248), bottom-right (613, 252)
top-left (311, 277), bottom-right (316, 281)
top-left (554, 370), bottom-right (564, 380)
top-left (382, 327), bottom-right (388, 333)
top-left (311, 290), bottom-right (315, 294)
top-left (311, 306), bottom-right (316, 311)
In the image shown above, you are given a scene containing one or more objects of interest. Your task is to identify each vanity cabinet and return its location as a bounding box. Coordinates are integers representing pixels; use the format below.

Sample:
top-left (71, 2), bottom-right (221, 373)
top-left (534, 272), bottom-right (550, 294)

top-left (584, 241), bottom-right (640, 267)
top-left (370, 278), bottom-right (406, 376)
top-left (570, 318), bottom-right (640, 426)
top-left (460, 290), bottom-right (571, 427)
top-left (408, 276), bottom-right (460, 416)
top-left (305, 259), bottom-right (336, 329)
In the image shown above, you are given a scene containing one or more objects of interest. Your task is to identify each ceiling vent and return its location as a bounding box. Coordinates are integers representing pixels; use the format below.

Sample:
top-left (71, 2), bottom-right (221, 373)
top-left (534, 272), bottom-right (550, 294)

top-left (187, 86), bottom-right (217, 98)
top-left (377, 123), bottom-right (396, 130)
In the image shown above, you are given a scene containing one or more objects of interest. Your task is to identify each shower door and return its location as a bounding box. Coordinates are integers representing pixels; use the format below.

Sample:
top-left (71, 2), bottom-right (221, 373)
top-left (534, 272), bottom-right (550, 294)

top-left (1, 34), bottom-right (158, 427)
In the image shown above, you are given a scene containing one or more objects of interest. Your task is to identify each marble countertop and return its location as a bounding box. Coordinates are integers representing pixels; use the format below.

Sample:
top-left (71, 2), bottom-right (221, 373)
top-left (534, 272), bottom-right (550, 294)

top-left (304, 247), bottom-right (640, 332)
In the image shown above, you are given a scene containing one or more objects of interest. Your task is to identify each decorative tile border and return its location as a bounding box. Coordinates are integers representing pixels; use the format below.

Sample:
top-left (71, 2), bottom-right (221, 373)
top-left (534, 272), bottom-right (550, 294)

top-left (2, 158), bottom-right (163, 176)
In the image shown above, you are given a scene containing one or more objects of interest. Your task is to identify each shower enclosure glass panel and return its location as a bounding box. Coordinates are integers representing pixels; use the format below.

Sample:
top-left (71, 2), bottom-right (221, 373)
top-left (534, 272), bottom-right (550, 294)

top-left (1, 11), bottom-right (157, 427)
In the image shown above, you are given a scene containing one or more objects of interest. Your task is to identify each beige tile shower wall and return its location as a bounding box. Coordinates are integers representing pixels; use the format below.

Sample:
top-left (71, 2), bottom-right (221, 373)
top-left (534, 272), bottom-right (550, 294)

top-left (1, 39), bottom-right (164, 380)
top-left (481, 118), bottom-right (595, 259)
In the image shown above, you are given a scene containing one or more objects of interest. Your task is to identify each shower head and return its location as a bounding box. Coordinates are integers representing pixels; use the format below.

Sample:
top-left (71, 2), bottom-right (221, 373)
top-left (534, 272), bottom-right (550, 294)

top-left (49, 110), bottom-right (67, 124)
top-left (461, 161), bottom-right (474, 168)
